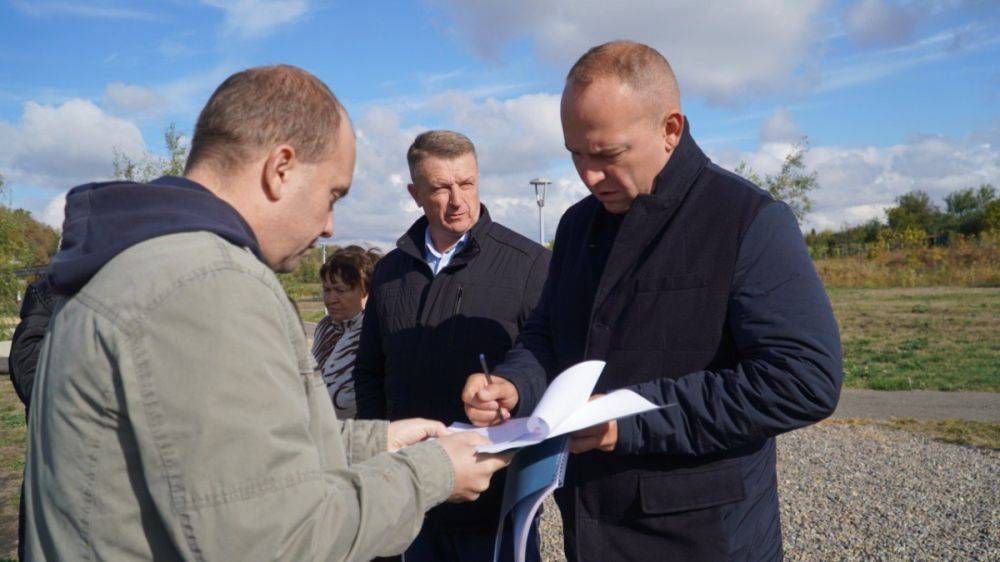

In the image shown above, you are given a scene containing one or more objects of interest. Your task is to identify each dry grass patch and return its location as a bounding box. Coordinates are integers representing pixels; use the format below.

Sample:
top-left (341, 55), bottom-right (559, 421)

top-left (815, 237), bottom-right (999, 289)
top-left (824, 417), bottom-right (1000, 450)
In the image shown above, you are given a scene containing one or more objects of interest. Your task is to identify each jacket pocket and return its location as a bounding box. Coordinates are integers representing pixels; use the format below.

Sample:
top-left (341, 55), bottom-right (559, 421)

top-left (634, 273), bottom-right (706, 293)
top-left (638, 462), bottom-right (745, 515)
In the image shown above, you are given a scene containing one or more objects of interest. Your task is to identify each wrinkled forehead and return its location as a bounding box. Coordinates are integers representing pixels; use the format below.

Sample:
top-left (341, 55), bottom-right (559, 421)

top-left (561, 80), bottom-right (656, 145)
top-left (414, 152), bottom-right (479, 185)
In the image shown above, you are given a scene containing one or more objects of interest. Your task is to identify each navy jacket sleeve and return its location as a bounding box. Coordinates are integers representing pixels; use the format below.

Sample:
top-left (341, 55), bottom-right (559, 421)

top-left (518, 250), bottom-right (551, 329)
top-left (493, 220), bottom-right (567, 415)
top-left (10, 277), bottom-right (57, 412)
top-left (352, 275), bottom-right (387, 420)
top-left (616, 202), bottom-right (843, 457)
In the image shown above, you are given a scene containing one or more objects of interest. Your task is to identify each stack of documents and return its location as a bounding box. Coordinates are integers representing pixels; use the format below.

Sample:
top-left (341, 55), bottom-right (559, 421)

top-left (450, 360), bottom-right (662, 453)
top-left (450, 360), bottom-right (669, 562)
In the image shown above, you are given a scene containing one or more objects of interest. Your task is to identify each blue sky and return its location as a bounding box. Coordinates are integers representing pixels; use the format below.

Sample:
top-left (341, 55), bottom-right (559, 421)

top-left (1, 0), bottom-right (997, 246)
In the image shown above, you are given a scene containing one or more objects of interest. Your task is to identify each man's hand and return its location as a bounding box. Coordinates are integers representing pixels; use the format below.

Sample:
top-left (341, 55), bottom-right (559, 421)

top-left (569, 394), bottom-right (618, 454)
top-left (462, 373), bottom-right (518, 427)
top-left (436, 432), bottom-right (512, 502)
top-left (387, 418), bottom-right (449, 452)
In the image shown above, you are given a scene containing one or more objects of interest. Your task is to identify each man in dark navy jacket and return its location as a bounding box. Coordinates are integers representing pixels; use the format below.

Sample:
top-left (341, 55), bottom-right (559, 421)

top-left (462, 41), bottom-right (842, 561)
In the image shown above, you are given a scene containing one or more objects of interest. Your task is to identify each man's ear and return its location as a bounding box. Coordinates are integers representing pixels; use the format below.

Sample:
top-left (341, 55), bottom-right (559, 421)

top-left (406, 183), bottom-right (423, 208)
top-left (662, 112), bottom-right (684, 153)
top-left (262, 145), bottom-right (296, 202)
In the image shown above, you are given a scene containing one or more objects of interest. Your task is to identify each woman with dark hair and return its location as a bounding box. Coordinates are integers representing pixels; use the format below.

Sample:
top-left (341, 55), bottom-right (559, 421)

top-left (312, 245), bottom-right (381, 419)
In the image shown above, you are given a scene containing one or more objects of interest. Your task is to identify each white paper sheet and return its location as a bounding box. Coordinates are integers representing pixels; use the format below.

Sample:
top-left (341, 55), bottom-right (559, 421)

top-left (450, 360), bottom-right (665, 453)
top-left (549, 388), bottom-right (661, 437)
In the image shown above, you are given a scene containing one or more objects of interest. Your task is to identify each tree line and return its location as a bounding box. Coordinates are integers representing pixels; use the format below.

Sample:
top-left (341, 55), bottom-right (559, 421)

top-left (805, 185), bottom-right (999, 259)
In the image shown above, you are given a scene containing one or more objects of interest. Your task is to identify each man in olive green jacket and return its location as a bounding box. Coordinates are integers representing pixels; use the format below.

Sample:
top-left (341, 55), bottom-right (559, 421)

top-left (23, 65), bottom-right (507, 561)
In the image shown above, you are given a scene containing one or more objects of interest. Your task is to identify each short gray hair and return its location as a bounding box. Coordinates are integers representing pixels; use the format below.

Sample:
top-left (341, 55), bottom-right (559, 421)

top-left (406, 130), bottom-right (477, 181)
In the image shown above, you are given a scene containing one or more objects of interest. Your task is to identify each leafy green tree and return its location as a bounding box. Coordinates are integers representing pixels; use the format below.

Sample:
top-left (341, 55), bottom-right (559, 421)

top-left (943, 184), bottom-right (996, 236)
top-left (805, 218), bottom-right (884, 258)
top-left (0, 175), bottom-right (22, 263)
top-left (0, 172), bottom-right (21, 335)
top-left (886, 190), bottom-right (941, 236)
top-left (113, 123), bottom-right (188, 182)
top-left (735, 139), bottom-right (817, 222)
top-left (944, 184), bottom-right (995, 215)
top-left (984, 200), bottom-right (1000, 233)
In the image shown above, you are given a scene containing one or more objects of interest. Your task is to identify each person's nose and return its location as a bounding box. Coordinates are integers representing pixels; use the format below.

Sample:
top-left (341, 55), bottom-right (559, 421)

top-left (578, 161), bottom-right (605, 189)
top-left (448, 185), bottom-right (462, 209)
top-left (321, 209), bottom-right (334, 238)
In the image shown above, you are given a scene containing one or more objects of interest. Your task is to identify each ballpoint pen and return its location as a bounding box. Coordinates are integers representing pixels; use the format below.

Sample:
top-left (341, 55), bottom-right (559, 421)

top-left (479, 353), bottom-right (505, 421)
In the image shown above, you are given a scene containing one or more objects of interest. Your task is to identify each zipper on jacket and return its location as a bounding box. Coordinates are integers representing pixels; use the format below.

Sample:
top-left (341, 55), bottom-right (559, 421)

top-left (449, 285), bottom-right (464, 344)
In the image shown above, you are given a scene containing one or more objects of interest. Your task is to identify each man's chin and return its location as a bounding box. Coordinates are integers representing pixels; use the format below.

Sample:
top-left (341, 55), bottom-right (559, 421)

top-left (601, 201), bottom-right (630, 215)
top-left (274, 255), bottom-right (304, 274)
top-left (443, 217), bottom-right (474, 234)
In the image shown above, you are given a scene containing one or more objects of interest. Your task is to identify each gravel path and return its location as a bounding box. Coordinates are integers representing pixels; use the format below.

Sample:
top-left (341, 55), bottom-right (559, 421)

top-left (536, 423), bottom-right (999, 561)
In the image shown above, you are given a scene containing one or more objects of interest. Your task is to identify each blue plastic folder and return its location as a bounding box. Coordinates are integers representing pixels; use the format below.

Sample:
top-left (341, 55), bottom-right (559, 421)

top-left (492, 435), bottom-right (570, 562)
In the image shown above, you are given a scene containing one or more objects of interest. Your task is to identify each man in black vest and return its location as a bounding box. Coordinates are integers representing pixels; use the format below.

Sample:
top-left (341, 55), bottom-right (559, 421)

top-left (462, 41), bottom-right (842, 561)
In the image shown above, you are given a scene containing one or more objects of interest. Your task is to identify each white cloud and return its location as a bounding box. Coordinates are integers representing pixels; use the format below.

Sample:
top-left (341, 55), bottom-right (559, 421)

top-left (107, 64), bottom-right (239, 120)
top-left (103, 82), bottom-right (165, 117)
top-left (330, 91), bottom-right (582, 246)
top-left (844, 0), bottom-right (919, 48)
top-left (435, 0), bottom-right (827, 104)
top-left (817, 23), bottom-right (1000, 92)
top-left (202, 0), bottom-right (310, 38)
top-left (42, 192), bottom-right (68, 230)
top-left (760, 107), bottom-right (802, 143)
top-left (0, 99), bottom-right (146, 191)
top-left (434, 91), bottom-right (565, 176)
top-left (715, 127), bottom-right (999, 232)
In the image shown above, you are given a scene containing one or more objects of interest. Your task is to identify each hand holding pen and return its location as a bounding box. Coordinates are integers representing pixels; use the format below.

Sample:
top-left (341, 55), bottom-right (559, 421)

top-left (479, 353), bottom-right (506, 423)
top-left (461, 354), bottom-right (518, 427)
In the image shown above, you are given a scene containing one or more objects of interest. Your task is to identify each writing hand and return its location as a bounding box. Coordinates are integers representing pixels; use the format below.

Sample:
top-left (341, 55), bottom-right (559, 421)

top-left (461, 373), bottom-right (518, 427)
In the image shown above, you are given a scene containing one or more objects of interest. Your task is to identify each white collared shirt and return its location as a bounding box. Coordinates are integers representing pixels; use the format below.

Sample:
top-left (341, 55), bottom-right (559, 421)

top-left (424, 227), bottom-right (469, 275)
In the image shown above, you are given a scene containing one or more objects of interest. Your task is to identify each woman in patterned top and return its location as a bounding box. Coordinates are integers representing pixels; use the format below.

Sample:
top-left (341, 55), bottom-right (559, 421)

top-left (312, 245), bottom-right (381, 419)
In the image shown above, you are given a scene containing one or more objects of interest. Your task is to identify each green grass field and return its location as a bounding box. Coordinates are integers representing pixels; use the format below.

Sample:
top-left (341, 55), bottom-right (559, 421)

top-left (298, 286), bottom-right (1000, 391)
top-left (832, 287), bottom-right (999, 391)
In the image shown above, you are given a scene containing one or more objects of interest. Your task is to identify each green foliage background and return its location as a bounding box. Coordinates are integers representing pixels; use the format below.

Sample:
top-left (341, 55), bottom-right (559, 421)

top-left (0, 174), bottom-right (61, 336)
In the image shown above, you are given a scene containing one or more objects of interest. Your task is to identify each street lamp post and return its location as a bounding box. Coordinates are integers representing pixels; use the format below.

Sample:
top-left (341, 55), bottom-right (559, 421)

top-left (529, 177), bottom-right (552, 245)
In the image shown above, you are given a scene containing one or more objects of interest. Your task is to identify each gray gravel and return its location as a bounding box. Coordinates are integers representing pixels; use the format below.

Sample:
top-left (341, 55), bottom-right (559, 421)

top-left (537, 423), bottom-right (999, 561)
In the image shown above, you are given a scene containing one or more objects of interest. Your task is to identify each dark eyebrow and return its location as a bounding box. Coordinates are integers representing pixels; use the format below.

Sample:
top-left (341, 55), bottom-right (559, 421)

top-left (333, 185), bottom-right (350, 199)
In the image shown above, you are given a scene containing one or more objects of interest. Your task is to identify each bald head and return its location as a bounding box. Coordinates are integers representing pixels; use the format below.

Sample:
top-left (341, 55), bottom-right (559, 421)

top-left (560, 41), bottom-right (686, 214)
top-left (565, 40), bottom-right (680, 120)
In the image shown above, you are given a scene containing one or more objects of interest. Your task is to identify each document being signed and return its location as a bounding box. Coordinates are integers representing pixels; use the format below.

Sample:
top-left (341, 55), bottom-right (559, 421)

top-left (451, 360), bottom-right (666, 453)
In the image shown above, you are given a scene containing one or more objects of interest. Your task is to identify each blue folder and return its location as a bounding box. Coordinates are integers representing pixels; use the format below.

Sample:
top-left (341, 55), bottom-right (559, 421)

top-left (492, 436), bottom-right (570, 562)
